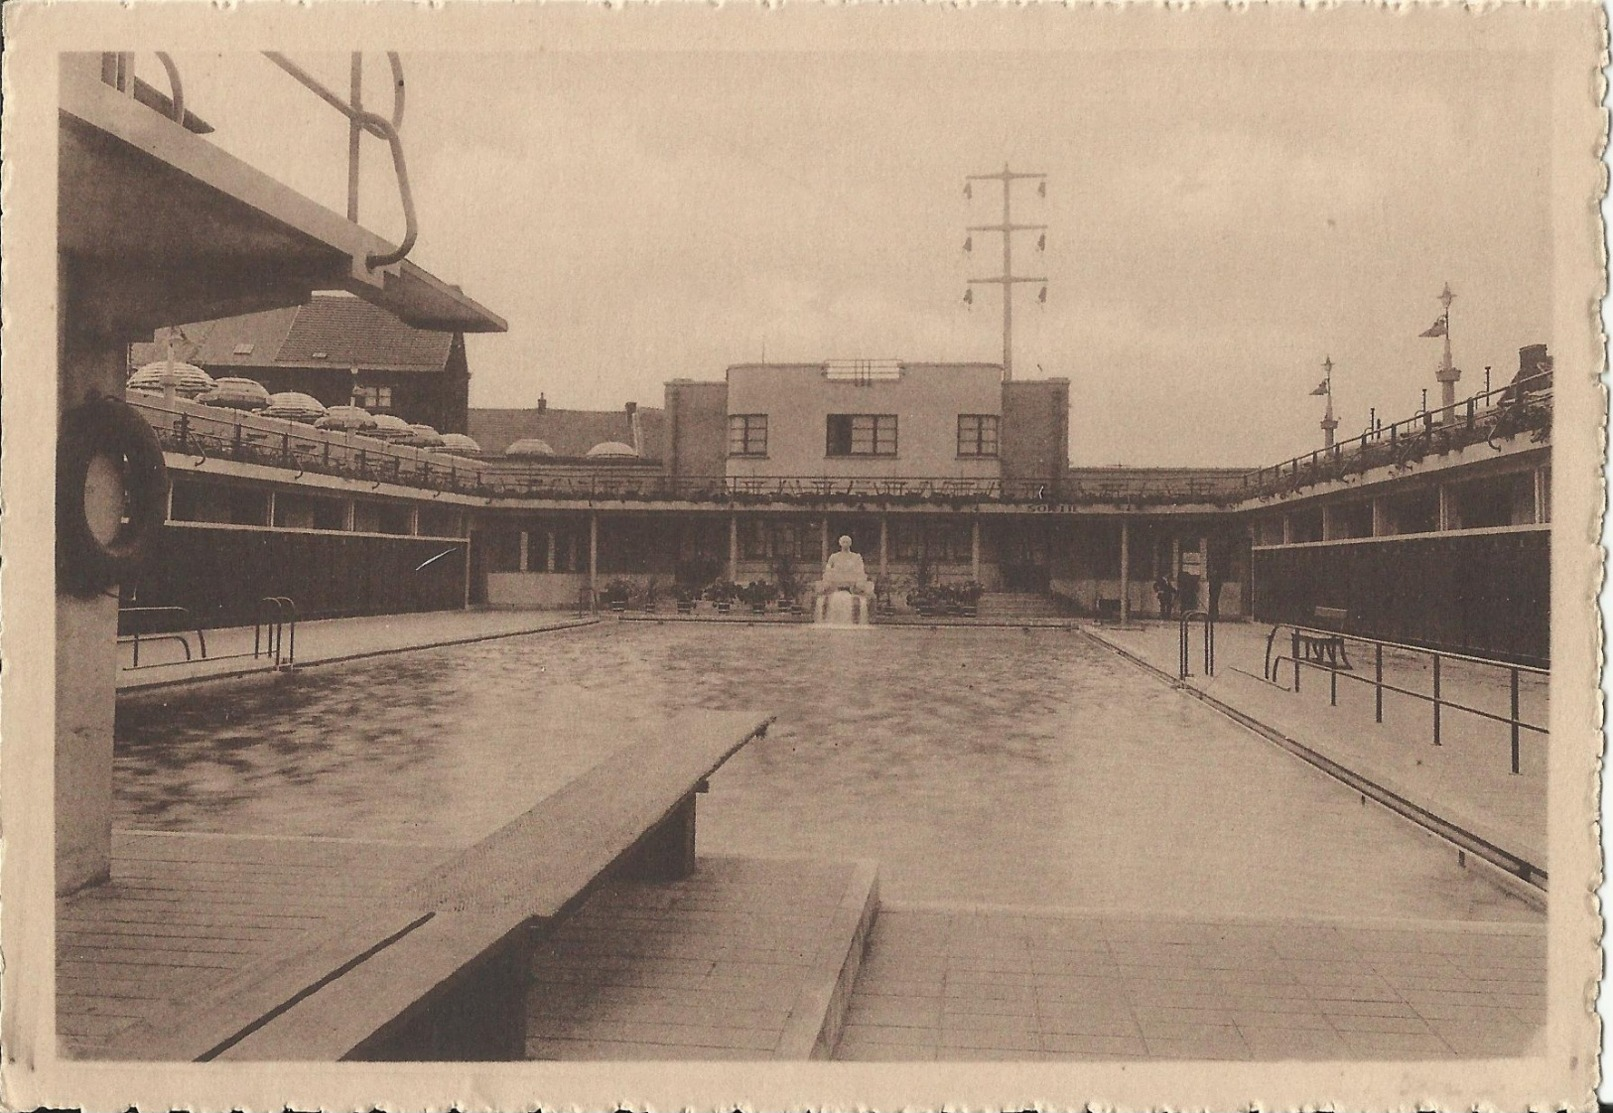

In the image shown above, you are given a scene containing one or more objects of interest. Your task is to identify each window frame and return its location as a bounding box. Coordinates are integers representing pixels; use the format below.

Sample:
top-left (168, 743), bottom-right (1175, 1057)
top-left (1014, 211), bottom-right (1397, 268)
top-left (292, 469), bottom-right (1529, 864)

top-left (956, 413), bottom-right (1000, 458)
top-left (826, 413), bottom-right (898, 458)
top-left (727, 413), bottom-right (769, 458)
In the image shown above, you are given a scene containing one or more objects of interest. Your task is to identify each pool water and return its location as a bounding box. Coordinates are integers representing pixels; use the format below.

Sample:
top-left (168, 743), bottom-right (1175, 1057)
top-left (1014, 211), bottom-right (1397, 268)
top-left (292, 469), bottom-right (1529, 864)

top-left (115, 623), bottom-right (1538, 922)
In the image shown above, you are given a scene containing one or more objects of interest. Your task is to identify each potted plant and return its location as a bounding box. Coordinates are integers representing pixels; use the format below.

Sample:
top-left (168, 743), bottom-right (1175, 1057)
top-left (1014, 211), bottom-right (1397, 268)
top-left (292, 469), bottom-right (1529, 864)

top-left (602, 578), bottom-right (633, 613)
top-left (641, 577), bottom-right (660, 614)
top-left (743, 580), bottom-right (772, 614)
top-left (675, 585), bottom-right (696, 614)
top-left (708, 580), bottom-right (737, 615)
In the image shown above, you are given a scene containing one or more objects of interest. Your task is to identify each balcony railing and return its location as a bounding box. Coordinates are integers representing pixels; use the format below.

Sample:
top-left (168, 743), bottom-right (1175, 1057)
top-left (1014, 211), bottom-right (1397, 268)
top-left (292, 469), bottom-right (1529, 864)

top-left (1239, 372), bottom-right (1553, 500)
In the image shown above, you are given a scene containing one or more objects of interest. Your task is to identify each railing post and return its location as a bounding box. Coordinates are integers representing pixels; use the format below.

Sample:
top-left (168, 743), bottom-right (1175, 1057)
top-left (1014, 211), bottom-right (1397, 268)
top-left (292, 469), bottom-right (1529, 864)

top-left (1510, 667), bottom-right (1521, 775)
top-left (177, 412), bottom-right (190, 451)
top-left (233, 422), bottom-right (244, 460)
top-left (1291, 629), bottom-right (1301, 692)
top-left (281, 431), bottom-right (292, 466)
top-left (1374, 642), bottom-right (1383, 723)
top-left (1431, 653), bottom-right (1442, 745)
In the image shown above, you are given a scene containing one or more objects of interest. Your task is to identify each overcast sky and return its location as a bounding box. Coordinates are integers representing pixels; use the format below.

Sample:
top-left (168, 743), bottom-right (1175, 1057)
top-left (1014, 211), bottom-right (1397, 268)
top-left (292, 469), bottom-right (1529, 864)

top-left (175, 40), bottom-right (1552, 467)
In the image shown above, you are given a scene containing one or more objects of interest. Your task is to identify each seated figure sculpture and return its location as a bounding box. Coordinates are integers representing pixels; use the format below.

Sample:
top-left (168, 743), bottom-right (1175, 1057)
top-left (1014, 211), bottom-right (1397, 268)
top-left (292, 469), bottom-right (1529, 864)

top-left (813, 535), bottom-right (875, 625)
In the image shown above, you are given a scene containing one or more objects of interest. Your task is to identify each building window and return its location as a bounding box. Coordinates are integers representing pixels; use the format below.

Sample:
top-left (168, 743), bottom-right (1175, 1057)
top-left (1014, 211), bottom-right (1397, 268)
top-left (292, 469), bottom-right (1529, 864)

top-left (957, 414), bottom-right (1000, 457)
top-left (728, 414), bottom-right (768, 457)
top-left (353, 385), bottom-right (393, 411)
top-left (826, 414), bottom-right (897, 457)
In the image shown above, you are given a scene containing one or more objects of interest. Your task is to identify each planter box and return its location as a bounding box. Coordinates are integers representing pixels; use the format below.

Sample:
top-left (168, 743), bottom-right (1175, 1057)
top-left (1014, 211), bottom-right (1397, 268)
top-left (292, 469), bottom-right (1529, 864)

top-left (750, 602), bottom-right (768, 614)
top-left (609, 601), bottom-right (627, 614)
top-left (715, 602), bottom-right (732, 614)
top-left (676, 601), bottom-right (695, 614)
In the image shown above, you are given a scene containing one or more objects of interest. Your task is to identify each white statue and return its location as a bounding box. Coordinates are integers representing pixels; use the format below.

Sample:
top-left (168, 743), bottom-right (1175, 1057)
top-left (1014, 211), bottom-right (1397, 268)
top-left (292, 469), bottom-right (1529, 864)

top-left (816, 535), bottom-right (874, 598)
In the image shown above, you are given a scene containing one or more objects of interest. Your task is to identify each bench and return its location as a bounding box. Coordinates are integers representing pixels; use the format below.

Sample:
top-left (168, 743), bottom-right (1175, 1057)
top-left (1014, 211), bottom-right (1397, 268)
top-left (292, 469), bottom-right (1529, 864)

top-left (101, 710), bottom-right (773, 1062)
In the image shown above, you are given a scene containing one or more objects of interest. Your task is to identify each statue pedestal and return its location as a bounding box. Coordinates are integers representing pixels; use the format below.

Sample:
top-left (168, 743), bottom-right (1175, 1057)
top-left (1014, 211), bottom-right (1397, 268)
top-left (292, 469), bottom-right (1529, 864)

top-left (813, 588), bottom-right (873, 627)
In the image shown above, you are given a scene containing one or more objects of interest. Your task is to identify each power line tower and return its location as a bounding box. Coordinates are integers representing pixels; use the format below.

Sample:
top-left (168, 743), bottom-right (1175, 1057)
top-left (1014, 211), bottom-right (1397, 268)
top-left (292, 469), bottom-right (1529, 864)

top-left (963, 164), bottom-right (1047, 382)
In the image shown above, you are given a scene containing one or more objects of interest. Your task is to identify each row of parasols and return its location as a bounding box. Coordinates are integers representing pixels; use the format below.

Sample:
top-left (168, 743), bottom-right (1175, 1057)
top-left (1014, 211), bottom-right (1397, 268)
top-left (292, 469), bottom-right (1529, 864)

top-left (127, 361), bottom-right (644, 459)
top-left (126, 361), bottom-right (479, 453)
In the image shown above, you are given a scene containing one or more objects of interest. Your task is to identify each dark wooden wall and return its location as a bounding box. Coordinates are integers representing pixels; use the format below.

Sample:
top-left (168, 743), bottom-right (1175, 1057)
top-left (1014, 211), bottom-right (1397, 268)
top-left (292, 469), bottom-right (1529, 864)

top-left (121, 525), bottom-right (467, 629)
top-left (1251, 530), bottom-right (1548, 666)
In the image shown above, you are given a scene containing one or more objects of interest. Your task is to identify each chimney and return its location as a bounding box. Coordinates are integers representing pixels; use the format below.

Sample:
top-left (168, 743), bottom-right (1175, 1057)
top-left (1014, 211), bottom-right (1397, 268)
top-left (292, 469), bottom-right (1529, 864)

top-left (1518, 344), bottom-right (1551, 382)
top-left (537, 392), bottom-right (547, 415)
top-left (626, 401), bottom-right (643, 455)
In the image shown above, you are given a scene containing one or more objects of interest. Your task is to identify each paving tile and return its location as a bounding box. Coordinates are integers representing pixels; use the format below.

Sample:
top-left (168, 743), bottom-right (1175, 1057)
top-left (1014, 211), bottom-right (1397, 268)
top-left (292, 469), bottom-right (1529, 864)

top-left (1325, 1013), bottom-right (1439, 1035)
top-left (856, 977), bottom-right (945, 1000)
top-left (846, 997), bottom-right (943, 1029)
top-left (941, 993), bottom-right (1040, 1019)
top-left (938, 1025), bottom-right (1043, 1053)
top-left (1142, 1030), bottom-right (1251, 1061)
top-left (1335, 1030), bottom-right (1456, 1059)
top-left (943, 978), bottom-right (1035, 1003)
top-left (1036, 1010), bottom-right (1141, 1038)
top-left (1039, 1030), bottom-right (1150, 1058)
top-left (1428, 1021), bottom-right (1540, 1057)
top-left (1237, 1025), bottom-right (1352, 1060)
top-left (837, 1021), bottom-right (941, 1048)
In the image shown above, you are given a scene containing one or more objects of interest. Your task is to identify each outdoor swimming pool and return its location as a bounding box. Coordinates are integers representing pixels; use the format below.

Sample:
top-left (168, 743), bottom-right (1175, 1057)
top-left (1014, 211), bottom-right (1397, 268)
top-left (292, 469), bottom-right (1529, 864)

top-left (115, 622), bottom-right (1538, 922)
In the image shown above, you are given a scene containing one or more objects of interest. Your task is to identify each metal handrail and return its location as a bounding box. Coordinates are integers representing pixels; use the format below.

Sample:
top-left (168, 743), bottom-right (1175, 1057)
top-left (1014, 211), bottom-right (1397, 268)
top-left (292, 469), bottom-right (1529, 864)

top-left (255, 596), bottom-right (299, 667)
top-left (119, 605), bottom-right (206, 668)
top-left (262, 52), bottom-right (416, 269)
top-left (1178, 610), bottom-right (1214, 678)
top-left (1264, 623), bottom-right (1545, 775)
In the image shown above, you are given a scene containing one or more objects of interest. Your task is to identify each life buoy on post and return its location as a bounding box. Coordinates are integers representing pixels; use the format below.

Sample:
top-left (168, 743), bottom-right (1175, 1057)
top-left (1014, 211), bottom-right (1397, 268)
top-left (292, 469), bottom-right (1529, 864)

top-left (57, 394), bottom-right (170, 597)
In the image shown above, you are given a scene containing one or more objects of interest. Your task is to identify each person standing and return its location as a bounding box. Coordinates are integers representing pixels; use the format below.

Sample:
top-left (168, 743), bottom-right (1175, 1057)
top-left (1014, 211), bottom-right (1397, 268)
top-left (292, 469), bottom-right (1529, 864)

top-left (1154, 575), bottom-right (1176, 619)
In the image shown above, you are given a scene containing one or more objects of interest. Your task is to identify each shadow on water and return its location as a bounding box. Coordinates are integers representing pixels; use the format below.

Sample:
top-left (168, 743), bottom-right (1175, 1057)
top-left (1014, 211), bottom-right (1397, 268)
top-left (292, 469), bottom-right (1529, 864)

top-left (115, 623), bottom-right (1539, 921)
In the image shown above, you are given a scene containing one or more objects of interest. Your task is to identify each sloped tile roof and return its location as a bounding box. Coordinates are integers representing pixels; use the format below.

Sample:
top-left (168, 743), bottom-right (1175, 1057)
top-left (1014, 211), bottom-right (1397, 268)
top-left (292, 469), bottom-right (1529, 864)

top-left (469, 406), bottom-right (666, 460)
top-left (129, 295), bottom-right (453, 373)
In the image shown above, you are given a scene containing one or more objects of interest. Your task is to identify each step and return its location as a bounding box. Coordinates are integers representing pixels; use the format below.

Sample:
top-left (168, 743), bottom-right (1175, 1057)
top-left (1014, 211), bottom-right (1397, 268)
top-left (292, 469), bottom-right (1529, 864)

top-left (526, 855), bottom-right (879, 1060)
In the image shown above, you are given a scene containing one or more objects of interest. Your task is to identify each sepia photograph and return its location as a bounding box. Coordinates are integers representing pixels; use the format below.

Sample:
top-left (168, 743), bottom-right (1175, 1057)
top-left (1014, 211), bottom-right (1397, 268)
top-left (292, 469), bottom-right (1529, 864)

top-left (1, 3), bottom-right (1604, 1110)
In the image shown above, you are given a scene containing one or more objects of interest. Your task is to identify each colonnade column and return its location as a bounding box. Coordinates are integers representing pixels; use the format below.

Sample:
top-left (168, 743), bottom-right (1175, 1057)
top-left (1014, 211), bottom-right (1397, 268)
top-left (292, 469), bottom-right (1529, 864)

top-left (265, 490), bottom-right (277, 529)
top-left (1371, 498), bottom-right (1389, 538)
top-left (1119, 518), bottom-right (1130, 627)
top-left (820, 517), bottom-right (830, 565)
top-left (588, 512), bottom-right (599, 607)
top-left (546, 530), bottom-right (557, 572)
top-left (1437, 484), bottom-right (1454, 532)
top-left (1533, 466), bottom-right (1550, 524)
top-left (879, 515), bottom-right (889, 582)
top-left (728, 514), bottom-right (739, 582)
top-left (407, 505), bottom-right (420, 537)
top-left (518, 530), bottom-right (530, 573)
top-left (343, 498), bottom-right (357, 532)
top-left (971, 517), bottom-right (981, 583)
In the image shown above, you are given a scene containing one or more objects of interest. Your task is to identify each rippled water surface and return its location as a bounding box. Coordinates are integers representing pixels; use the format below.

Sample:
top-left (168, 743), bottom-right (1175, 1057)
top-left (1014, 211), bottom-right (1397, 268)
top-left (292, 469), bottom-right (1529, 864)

top-left (116, 623), bottom-right (1539, 920)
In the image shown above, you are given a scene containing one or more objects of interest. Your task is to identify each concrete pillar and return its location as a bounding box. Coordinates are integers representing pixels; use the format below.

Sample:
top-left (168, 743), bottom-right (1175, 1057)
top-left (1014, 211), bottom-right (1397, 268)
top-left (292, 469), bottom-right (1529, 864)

top-left (55, 320), bottom-right (125, 894)
top-left (588, 513), bottom-right (599, 604)
top-left (343, 499), bottom-right (357, 532)
top-left (546, 530), bottom-right (557, 573)
top-left (879, 515), bottom-right (889, 583)
top-left (1320, 504), bottom-right (1337, 541)
top-left (1119, 518), bottom-right (1130, 626)
top-left (518, 530), bottom-right (530, 573)
top-left (1533, 466), bottom-right (1550, 525)
top-left (1280, 515), bottom-right (1293, 546)
top-left (567, 531), bottom-right (578, 575)
top-left (266, 489), bottom-right (278, 529)
top-left (1371, 498), bottom-right (1390, 538)
top-left (820, 517), bottom-right (830, 565)
top-left (728, 514), bottom-right (739, 582)
top-left (1437, 484), bottom-right (1454, 532)
top-left (971, 517), bottom-right (982, 582)
top-left (408, 505), bottom-right (421, 537)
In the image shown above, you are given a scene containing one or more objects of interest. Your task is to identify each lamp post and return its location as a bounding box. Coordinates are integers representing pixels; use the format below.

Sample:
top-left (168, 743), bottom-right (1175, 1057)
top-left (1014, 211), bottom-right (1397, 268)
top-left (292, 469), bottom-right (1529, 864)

top-left (1434, 282), bottom-right (1460, 422)
top-left (1319, 356), bottom-right (1338, 449)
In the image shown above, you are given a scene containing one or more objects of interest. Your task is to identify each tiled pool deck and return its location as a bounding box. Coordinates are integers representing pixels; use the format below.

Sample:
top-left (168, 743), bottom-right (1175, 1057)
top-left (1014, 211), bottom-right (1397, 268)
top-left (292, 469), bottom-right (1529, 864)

top-left (1085, 620), bottom-right (1547, 869)
top-left (839, 905), bottom-right (1544, 1061)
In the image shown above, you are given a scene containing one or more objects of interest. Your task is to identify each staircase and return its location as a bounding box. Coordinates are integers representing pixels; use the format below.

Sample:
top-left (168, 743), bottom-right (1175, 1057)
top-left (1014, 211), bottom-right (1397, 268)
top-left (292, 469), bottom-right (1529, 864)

top-left (975, 591), bottom-right (1066, 621)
